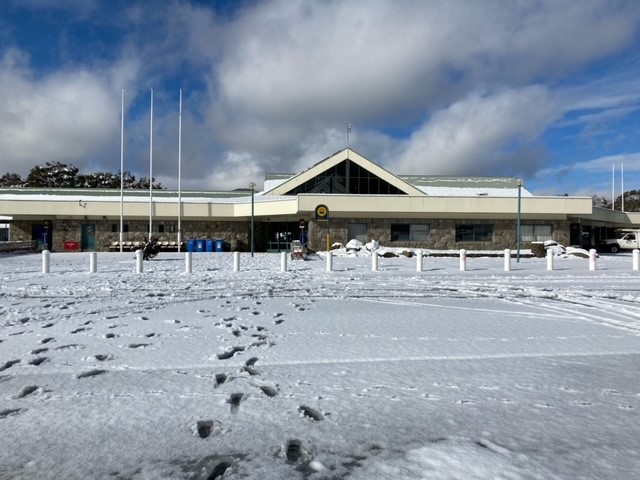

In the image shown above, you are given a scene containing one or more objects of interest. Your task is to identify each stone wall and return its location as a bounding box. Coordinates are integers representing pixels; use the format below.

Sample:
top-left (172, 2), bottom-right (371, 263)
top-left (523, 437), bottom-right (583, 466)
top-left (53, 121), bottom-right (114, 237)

top-left (11, 220), bottom-right (253, 252)
top-left (308, 218), bottom-right (571, 251)
top-left (11, 218), bottom-right (571, 253)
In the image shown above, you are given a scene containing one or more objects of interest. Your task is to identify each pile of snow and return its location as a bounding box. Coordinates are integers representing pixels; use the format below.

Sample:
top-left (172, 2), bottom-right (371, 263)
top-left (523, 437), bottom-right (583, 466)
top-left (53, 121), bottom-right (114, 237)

top-left (544, 240), bottom-right (595, 259)
top-left (332, 239), bottom-right (427, 258)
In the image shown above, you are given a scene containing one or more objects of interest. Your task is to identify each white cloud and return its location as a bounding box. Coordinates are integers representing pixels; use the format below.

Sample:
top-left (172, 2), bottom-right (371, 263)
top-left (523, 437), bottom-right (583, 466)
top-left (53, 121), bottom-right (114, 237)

top-left (0, 49), bottom-right (124, 175)
top-left (394, 86), bottom-right (559, 175)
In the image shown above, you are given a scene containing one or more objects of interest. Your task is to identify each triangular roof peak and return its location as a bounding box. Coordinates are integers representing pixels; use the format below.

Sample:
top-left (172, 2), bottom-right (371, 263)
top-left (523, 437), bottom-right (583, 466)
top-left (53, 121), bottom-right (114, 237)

top-left (264, 148), bottom-right (424, 196)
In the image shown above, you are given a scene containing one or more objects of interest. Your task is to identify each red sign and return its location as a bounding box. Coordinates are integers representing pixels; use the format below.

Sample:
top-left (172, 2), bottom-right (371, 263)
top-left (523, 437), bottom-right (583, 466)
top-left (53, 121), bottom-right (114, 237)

top-left (64, 241), bottom-right (80, 251)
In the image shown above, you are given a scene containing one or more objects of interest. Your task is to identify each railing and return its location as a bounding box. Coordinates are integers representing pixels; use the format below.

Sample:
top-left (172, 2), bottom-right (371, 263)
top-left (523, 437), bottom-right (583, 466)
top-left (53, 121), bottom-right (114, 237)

top-left (0, 240), bottom-right (38, 253)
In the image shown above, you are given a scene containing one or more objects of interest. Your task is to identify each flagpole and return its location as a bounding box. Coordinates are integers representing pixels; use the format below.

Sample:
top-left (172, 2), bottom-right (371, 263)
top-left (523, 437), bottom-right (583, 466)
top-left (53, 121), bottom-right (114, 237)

top-left (119, 86), bottom-right (125, 253)
top-left (611, 164), bottom-right (615, 211)
top-left (177, 89), bottom-right (182, 250)
top-left (149, 88), bottom-right (153, 242)
top-left (622, 162), bottom-right (625, 212)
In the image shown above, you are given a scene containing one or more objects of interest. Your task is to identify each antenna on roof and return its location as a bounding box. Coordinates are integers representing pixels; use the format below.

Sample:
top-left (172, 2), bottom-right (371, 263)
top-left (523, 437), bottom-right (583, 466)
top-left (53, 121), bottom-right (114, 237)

top-left (346, 123), bottom-right (351, 149)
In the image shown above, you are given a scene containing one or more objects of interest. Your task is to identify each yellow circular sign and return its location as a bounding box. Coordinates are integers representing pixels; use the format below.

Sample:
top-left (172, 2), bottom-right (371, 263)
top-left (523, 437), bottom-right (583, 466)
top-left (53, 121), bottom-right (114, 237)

top-left (315, 204), bottom-right (329, 219)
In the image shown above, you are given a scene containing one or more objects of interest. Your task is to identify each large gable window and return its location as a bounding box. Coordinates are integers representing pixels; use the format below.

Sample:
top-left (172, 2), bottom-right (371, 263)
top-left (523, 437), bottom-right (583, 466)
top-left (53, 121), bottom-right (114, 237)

top-left (285, 160), bottom-right (406, 195)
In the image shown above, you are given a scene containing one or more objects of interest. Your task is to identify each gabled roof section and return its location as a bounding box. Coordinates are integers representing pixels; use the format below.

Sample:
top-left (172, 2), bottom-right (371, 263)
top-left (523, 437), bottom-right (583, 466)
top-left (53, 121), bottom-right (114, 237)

top-left (264, 148), bottom-right (425, 196)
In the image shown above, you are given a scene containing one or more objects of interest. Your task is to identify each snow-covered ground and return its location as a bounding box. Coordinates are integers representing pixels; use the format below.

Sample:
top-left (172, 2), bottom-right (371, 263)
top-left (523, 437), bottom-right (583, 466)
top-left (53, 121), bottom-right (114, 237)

top-left (1, 251), bottom-right (639, 480)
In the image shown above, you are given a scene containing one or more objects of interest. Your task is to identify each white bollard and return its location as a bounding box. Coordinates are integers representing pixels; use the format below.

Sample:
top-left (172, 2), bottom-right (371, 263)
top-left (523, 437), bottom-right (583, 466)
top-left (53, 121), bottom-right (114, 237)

top-left (185, 251), bottom-right (192, 273)
top-left (459, 249), bottom-right (467, 271)
top-left (504, 249), bottom-right (511, 271)
top-left (89, 252), bottom-right (97, 273)
top-left (372, 252), bottom-right (378, 271)
top-left (326, 250), bottom-right (333, 272)
top-left (42, 250), bottom-right (50, 274)
top-left (633, 249), bottom-right (639, 271)
top-left (416, 250), bottom-right (423, 272)
top-left (546, 248), bottom-right (554, 271)
top-left (589, 249), bottom-right (597, 271)
top-left (233, 251), bottom-right (240, 272)
top-left (136, 249), bottom-right (144, 273)
top-left (281, 251), bottom-right (288, 272)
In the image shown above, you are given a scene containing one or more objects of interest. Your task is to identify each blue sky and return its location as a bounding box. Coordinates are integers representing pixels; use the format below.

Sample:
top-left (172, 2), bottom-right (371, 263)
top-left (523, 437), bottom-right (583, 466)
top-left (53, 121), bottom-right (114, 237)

top-left (1, 0), bottom-right (640, 197)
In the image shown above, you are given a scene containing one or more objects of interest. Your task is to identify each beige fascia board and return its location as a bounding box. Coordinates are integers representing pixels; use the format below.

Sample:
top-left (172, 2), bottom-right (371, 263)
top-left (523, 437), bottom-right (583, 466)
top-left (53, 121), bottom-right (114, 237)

top-left (233, 198), bottom-right (300, 218)
top-left (296, 194), bottom-right (592, 218)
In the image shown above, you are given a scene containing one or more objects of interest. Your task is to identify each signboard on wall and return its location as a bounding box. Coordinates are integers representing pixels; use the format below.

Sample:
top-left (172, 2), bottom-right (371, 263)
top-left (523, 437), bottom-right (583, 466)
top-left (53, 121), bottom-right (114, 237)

top-left (315, 204), bottom-right (329, 221)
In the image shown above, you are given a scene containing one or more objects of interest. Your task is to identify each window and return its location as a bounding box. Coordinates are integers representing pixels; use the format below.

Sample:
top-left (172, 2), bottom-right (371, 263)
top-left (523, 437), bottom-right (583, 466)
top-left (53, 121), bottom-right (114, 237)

top-left (391, 223), bottom-right (429, 241)
top-left (111, 224), bottom-right (128, 233)
top-left (348, 223), bottom-right (368, 242)
top-left (157, 224), bottom-right (165, 234)
top-left (521, 224), bottom-right (552, 242)
top-left (455, 224), bottom-right (493, 242)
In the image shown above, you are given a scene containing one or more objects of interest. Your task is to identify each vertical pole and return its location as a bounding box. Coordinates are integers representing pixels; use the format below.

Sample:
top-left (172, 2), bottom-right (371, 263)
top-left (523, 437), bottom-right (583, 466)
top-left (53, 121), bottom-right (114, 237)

top-left (517, 179), bottom-right (522, 263)
top-left (185, 251), bottom-right (192, 273)
top-left (149, 88), bottom-right (154, 242)
top-left (621, 162), bottom-right (625, 212)
top-left (120, 86), bottom-right (125, 253)
top-left (459, 249), bottom-right (467, 271)
top-left (326, 218), bottom-right (330, 252)
top-left (89, 252), bottom-right (97, 273)
top-left (42, 250), bottom-right (50, 274)
top-left (633, 249), bottom-right (639, 271)
top-left (250, 183), bottom-right (255, 257)
top-left (177, 89), bottom-right (182, 250)
top-left (589, 249), bottom-right (597, 271)
top-left (546, 248), bottom-right (554, 271)
top-left (371, 252), bottom-right (378, 271)
top-left (136, 249), bottom-right (144, 273)
top-left (416, 250), bottom-right (423, 272)
top-left (281, 251), bottom-right (287, 272)
top-left (233, 251), bottom-right (240, 272)
top-left (326, 250), bottom-right (333, 272)
top-left (612, 164), bottom-right (615, 210)
top-left (504, 249), bottom-right (511, 271)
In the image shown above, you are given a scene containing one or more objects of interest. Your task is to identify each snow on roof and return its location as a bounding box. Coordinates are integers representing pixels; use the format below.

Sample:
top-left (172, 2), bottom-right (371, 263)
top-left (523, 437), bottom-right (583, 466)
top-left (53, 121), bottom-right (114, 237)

top-left (417, 186), bottom-right (533, 197)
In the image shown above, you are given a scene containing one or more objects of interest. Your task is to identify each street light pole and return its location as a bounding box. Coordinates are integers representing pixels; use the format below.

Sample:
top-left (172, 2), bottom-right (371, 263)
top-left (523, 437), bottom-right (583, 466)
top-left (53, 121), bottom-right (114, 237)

top-left (517, 179), bottom-right (523, 263)
top-left (250, 182), bottom-right (256, 257)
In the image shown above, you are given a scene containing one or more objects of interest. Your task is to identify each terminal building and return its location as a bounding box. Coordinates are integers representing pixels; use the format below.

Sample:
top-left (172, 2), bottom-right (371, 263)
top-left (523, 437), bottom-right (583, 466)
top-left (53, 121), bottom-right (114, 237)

top-left (0, 148), bottom-right (638, 253)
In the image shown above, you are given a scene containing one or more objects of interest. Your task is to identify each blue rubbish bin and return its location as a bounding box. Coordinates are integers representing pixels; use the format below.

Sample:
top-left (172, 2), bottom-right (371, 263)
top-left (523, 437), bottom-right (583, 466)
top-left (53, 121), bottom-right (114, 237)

top-left (215, 239), bottom-right (224, 252)
top-left (206, 240), bottom-right (214, 253)
top-left (187, 239), bottom-right (196, 253)
top-left (196, 239), bottom-right (205, 252)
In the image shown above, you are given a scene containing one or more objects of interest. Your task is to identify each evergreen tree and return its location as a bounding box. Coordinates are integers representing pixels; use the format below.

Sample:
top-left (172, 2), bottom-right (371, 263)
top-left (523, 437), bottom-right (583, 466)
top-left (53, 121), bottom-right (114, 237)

top-left (23, 162), bottom-right (80, 188)
top-left (1, 162), bottom-right (165, 189)
top-left (0, 172), bottom-right (23, 187)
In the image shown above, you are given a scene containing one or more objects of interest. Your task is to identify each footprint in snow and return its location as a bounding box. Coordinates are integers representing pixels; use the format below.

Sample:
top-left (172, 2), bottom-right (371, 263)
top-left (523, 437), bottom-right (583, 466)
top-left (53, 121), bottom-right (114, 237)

top-left (28, 357), bottom-right (47, 366)
top-left (127, 343), bottom-right (151, 349)
top-left (194, 419), bottom-right (222, 439)
top-left (299, 405), bottom-right (324, 421)
top-left (0, 359), bottom-right (21, 372)
top-left (30, 347), bottom-right (48, 355)
top-left (76, 369), bottom-right (106, 379)
top-left (228, 393), bottom-right (244, 413)
top-left (0, 408), bottom-right (25, 419)
top-left (215, 373), bottom-right (228, 387)
top-left (259, 385), bottom-right (278, 397)
top-left (40, 337), bottom-right (55, 344)
top-left (15, 385), bottom-right (39, 399)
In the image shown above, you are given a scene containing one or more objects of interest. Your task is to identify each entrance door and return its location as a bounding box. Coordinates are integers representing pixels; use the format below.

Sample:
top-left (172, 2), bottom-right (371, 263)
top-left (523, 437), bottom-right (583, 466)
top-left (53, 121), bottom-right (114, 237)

top-left (81, 224), bottom-right (97, 251)
top-left (32, 224), bottom-right (52, 251)
top-left (348, 223), bottom-right (367, 243)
